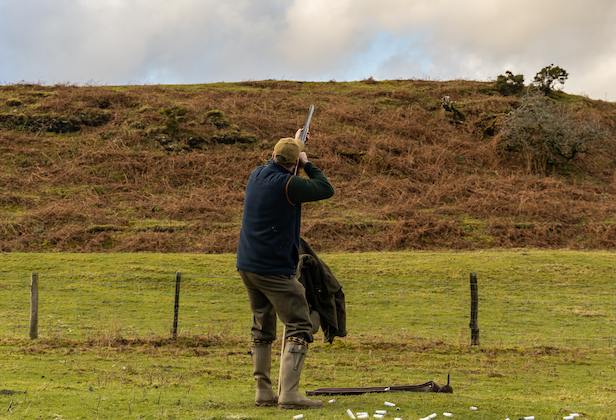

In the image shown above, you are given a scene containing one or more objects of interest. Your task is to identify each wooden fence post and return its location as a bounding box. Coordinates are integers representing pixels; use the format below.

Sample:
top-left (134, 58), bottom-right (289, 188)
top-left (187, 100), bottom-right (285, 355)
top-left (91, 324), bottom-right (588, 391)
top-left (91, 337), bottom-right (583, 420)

top-left (469, 273), bottom-right (479, 345)
top-left (172, 271), bottom-right (181, 339)
top-left (29, 273), bottom-right (39, 340)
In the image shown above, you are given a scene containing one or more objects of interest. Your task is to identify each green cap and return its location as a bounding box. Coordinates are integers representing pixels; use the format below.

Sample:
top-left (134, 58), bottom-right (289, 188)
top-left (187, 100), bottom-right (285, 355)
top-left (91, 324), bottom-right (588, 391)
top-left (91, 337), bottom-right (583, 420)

top-left (273, 138), bottom-right (304, 164)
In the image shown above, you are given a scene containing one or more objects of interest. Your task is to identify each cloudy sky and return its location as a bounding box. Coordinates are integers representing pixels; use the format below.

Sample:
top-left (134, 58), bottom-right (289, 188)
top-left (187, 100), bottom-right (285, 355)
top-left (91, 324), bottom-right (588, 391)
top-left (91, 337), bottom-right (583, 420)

top-left (1, 0), bottom-right (615, 101)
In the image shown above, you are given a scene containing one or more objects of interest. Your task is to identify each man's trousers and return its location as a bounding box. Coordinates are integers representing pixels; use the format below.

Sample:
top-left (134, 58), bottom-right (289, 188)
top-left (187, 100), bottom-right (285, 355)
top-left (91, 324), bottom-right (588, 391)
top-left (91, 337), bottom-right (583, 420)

top-left (239, 269), bottom-right (313, 343)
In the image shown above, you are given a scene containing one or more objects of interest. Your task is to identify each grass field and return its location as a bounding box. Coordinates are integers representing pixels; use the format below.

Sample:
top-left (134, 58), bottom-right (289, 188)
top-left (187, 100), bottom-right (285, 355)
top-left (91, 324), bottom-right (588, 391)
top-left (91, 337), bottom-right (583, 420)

top-left (2, 249), bottom-right (616, 346)
top-left (1, 337), bottom-right (613, 420)
top-left (1, 249), bottom-right (616, 419)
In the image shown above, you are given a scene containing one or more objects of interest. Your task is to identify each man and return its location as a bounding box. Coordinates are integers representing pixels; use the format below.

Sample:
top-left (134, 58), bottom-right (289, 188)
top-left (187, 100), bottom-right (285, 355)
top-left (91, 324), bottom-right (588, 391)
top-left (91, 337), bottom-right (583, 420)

top-left (236, 128), bottom-right (334, 409)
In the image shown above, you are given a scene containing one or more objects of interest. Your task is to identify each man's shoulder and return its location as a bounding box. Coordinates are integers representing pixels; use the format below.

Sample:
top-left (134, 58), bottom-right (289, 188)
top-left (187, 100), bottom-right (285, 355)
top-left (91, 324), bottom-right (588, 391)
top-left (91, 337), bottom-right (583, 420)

top-left (250, 162), bottom-right (292, 184)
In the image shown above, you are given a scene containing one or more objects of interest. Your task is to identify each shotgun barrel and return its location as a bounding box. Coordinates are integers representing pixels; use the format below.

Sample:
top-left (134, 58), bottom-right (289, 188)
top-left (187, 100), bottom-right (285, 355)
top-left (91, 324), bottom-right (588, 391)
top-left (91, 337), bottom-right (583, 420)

top-left (298, 104), bottom-right (314, 143)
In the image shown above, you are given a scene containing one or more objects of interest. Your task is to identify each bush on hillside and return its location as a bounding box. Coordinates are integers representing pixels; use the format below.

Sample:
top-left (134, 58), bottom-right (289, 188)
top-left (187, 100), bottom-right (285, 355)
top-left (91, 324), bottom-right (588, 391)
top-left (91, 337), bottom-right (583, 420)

top-left (500, 91), bottom-right (607, 173)
top-left (532, 64), bottom-right (568, 95)
top-left (494, 71), bottom-right (525, 96)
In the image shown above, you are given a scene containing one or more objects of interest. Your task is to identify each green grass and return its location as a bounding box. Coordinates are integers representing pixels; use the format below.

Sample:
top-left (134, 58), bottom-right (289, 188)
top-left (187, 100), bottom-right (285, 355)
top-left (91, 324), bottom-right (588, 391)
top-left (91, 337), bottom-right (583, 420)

top-left (0, 337), bottom-right (613, 419)
top-left (1, 250), bottom-right (616, 418)
top-left (1, 250), bottom-right (616, 345)
top-left (3, 248), bottom-right (616, 282)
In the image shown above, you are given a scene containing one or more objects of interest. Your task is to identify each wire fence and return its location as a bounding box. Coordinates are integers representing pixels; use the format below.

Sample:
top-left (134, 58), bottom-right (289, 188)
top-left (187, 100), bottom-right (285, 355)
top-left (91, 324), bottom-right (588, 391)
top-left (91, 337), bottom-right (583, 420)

top-left (2, 272), bottom-right (616, 348)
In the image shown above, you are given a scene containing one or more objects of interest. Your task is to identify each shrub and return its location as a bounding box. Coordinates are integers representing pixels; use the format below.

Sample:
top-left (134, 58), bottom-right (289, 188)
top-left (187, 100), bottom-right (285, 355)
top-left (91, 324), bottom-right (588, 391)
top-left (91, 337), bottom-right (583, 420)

top-left (500, 91), bottom-right (607, 173)
top-left (494, 71), bottom-right (525, 96)
top-left (6, 98), bottom-right (22, 107)
top-left (532, 64), bottom-right (568, 95)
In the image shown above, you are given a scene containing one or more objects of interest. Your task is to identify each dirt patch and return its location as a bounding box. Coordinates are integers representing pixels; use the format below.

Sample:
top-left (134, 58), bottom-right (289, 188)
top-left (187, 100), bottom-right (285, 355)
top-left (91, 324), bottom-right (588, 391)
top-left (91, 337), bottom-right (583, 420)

top-left (0, 390), bottom-right (21, 395)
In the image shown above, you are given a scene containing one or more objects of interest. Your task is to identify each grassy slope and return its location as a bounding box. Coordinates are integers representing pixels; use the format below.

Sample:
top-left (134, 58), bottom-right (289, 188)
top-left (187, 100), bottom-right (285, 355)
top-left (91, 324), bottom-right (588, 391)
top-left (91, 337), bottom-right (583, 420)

top-left (1, 80), bottom-right (616, 253)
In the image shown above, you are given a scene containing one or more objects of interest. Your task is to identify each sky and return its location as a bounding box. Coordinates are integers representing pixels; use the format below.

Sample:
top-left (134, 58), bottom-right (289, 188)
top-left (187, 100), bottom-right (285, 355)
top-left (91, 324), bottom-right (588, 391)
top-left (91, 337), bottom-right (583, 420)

top-left (1, 0), bottom-right (615, 101)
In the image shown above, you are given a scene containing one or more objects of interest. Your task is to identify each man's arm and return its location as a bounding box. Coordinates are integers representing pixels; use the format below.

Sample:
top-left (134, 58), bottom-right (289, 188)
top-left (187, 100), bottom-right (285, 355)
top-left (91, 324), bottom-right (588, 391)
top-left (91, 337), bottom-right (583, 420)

top-left (287, 162), bottom-right (334, 205)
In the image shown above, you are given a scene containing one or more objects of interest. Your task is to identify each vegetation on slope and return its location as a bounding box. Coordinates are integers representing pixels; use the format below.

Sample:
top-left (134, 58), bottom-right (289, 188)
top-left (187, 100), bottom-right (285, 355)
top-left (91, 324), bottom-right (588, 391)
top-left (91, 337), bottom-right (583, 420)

top-left (1, 79), bottom-right (615, 253)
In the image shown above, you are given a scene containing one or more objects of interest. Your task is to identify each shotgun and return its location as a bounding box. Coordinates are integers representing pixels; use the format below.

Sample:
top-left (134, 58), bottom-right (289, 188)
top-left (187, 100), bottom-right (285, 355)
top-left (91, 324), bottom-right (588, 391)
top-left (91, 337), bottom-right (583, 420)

top-left (298, 104), bottom-right (314, 143)
top-left (294, 104), bottom-right (314, 176)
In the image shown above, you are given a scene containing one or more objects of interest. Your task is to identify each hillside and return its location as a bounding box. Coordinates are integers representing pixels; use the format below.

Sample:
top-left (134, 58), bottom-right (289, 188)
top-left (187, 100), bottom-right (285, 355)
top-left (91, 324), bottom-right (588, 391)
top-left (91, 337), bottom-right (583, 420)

top-left (1, 79), bottom-right (615, 253)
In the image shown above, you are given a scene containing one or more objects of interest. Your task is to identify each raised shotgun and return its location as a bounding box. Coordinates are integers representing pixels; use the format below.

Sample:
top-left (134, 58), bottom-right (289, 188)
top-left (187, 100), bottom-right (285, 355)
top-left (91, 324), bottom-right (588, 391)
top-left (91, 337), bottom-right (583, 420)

top-left (298, 104), bottom-right (314, 143)
top-left (293, 104), bottom-right (315, 176)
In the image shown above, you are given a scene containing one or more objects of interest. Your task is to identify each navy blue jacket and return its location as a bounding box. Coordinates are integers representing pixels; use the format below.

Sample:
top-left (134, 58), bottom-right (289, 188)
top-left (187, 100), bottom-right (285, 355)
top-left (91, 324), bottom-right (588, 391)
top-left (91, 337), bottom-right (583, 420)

top-left (236, 160), bottom-right (333, 275)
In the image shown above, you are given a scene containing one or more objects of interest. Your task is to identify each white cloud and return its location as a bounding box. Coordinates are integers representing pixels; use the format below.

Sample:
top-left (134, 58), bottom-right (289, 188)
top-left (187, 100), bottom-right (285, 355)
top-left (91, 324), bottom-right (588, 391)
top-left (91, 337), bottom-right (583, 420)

top-left (0, 0), bottom-right (614, 100)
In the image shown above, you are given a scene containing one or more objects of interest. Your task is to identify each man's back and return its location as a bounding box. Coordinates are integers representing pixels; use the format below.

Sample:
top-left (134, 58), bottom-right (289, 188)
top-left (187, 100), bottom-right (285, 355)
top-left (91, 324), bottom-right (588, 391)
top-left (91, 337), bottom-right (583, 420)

top-left (236, 161), bottom-right (302, 275)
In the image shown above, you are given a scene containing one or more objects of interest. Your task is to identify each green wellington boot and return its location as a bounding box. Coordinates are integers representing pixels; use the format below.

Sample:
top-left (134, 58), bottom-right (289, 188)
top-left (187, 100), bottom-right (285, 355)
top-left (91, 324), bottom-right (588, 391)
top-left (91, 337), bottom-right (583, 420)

top-left (250, 344), bottom-right (278, 407)
top-left (278, 342), bottom-right (323, 409)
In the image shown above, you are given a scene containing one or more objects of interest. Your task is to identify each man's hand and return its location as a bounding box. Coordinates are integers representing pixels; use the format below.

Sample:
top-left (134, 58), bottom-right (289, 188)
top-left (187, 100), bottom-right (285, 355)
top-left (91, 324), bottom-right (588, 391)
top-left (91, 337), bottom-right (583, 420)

top-left (298, 152), bottom-right (309, 168)
top-left (295, 128), bottom-right (310, 142)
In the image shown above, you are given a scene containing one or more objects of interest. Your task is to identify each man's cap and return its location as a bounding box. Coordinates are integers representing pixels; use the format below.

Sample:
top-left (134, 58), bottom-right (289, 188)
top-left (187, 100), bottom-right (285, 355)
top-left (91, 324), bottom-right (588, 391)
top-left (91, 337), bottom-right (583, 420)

top-left (273, 138), bottom-right (304, 164)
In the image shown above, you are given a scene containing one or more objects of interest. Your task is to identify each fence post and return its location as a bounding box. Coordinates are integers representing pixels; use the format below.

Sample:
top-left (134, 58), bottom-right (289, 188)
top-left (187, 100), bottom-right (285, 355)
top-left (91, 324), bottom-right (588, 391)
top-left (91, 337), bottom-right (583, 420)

top-left (469, 272), bottom-right (479, 345)
top-left (29, 273), bottom-right (39, 340)
top-left (172, 271), bottom-right (181, 339)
